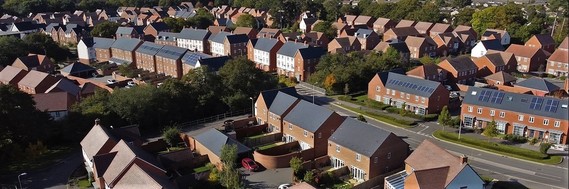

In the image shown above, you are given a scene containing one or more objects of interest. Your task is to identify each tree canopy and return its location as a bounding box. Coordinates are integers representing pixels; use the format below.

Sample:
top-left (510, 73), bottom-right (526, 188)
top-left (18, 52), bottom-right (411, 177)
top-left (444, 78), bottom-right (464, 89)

top-left (311, 21), bottom-right (337, 39)
top-left (91, 21), bottom-right (121, 38)
top-left (0, 36), bottom-right (29, 67)
top-left (235, 13), bottom-right (258, 29)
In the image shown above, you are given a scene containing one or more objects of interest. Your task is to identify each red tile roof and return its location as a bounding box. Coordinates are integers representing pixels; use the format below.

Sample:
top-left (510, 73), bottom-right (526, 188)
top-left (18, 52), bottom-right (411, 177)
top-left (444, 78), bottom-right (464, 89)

top-left (33, 91), bottom-right (76, 112)
top-left (0, 65), bottom-right (28, 85)
top-left (405, 140), bottom-right (468, 187)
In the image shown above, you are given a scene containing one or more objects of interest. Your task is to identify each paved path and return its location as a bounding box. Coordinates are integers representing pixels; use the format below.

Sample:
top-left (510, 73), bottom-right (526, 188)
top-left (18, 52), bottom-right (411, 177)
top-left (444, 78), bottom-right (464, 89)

top-left (20, 150), bottom-right (83, 189)
top-left (295, 85), bottom-right (569, 189)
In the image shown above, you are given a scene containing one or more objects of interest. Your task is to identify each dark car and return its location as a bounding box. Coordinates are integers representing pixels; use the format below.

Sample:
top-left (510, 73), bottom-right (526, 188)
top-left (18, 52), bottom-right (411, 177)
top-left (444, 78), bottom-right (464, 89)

top-left (241, 158), bottom-right (259, 171)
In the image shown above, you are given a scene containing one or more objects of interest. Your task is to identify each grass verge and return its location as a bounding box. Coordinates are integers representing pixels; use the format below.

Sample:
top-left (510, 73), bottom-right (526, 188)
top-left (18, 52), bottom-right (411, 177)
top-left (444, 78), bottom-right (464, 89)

top-left (433, 130), bottom-right (562, 165)
top-left (337, 104), bottom-right (416, 128)
top-left (193, 165), bottom-right (210, 173)
top-left (257, 142), bottom-right (280, 151)
top-left (77, 178), bottom-right (91, 189)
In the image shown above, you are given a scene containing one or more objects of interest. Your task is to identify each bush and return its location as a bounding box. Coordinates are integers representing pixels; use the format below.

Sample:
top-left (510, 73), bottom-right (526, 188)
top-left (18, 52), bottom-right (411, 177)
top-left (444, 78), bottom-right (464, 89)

top-left (364, 99), bottom-right (389, 110)
top-left (502, 134), bottom-right (528, 143)
top-left (529, 138), bottom-right (538, 145)
top-left (560, 76), bottom-right (567, 80)
top-left (337, 95), bottom-right (353, 102)
top-left (365, 111), bottom-right (415, 126)
top-left (540, 143), bottom-right (552, 154)
top-left (385, 107), bottom-right (399, 113)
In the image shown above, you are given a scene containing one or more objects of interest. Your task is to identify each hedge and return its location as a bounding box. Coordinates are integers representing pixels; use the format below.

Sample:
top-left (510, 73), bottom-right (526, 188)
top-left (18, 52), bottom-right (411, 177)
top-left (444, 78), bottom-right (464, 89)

top-left (435, 130), bottom-right (548, 160)
top-left (364, 111), bottom-right (416, 126)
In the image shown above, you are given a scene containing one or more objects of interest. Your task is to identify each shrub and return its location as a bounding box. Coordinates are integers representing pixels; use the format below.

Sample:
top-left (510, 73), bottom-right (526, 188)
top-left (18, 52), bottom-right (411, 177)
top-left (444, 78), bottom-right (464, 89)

top-left (303, 170), bottom-right (315, 184)
top-left (385, 107), bottom-right (399, 113)
top-left (364, 99), bottom-right (389, 110)
top-left (502, 134), bottom-right (528, 143)
top-left (337, 95), bottom-right (352, 102)
top-left (356, 114), bottom-right (367, 122)
top-left (540, 143), bottom-right (552, 154)
top-left (560, 76), bottom-right (567, 80)
top-left (529, 138), bottom-right (538, 145)
top-left (365, 111), bottom-right (415, 126)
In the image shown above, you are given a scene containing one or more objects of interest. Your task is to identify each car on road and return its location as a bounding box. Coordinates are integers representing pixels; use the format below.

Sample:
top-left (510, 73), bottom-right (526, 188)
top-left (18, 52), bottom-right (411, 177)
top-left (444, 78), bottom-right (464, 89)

top-left (106, 79), bottom-right (117, 84)
top-left (241, 158), bottom-right (259, 171)
top-left (278, 184), bottom-right (292, 189)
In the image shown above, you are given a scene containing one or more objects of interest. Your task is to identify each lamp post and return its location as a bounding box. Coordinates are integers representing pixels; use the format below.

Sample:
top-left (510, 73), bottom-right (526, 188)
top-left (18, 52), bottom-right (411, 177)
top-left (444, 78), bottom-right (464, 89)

top-left (458, 118), bottom-right (463, 140)
top-left (18, 172), bottom-right (27, 189)
top-left (249, 97), bottom-right (254, 117)
top-left (312, 82), bottom-right (318, 104)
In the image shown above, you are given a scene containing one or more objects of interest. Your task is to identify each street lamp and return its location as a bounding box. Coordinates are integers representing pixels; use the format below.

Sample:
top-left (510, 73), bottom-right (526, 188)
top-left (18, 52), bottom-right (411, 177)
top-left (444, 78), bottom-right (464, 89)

top-left (312, 82), bottom-right (318, 104)
top-left (18, 172), bottom-right (27, 189)
top-left (249, 97), bottom-right (254, 117)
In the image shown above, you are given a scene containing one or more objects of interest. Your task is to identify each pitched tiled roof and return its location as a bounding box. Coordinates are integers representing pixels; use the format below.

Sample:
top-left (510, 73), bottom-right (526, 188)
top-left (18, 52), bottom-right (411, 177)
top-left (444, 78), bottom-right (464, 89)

top-left (354, 15), bottom-right (373, 24)
top-left (192, 128), bottom-right (252, 157)
top-left (113, 162), bottom-right (175, 189)
top-left (18, 70), bottom-right (56, 89)
top-left (178, 28), bottom-right (210, 40)
top-left (14, 54), bottom-right (49, 69)
top-left (258, 87), bottom-right (299, 109)
top-left (258, 28), bottom-right (281, 38)
top-left (278, 41), bottom-right (308, 57)
top-left (463, 87), bottom-right (568, 120)
top-left (33, 91), bottom-right (76, 112)
top-left (374, 42), bottom-right (410, 53)
top-left (80, 124), bottom-right (116, 160)
top-left (405, 36), bottom-right (436, 48)
top-left (233, 27), bottom-right (255, 35)
top-left (155, 45), bottom-right (187, 60)
top-left (559, 37), bottom-right (568, 50)
top-left (396, 20), bottom-right (416, 28)
top-left (482, 29), bottom-right (506, 38)
top-left (414, 22), bottom-right (433, 32)
top-left (92, 151), bottom-right (117, 176)
top-left (147, 22), bottom-right (169, 31)
top-left (528, 34), bottom-right (555, 46)
top-left (354, 29), bottom-right (375, 38)
top-left (441, 56), bottom-right (477, 72)
top-left (93, 37), bottom-right (115, 49)
top-left (549, 48), bottom-right (568, 63)
top-left (103, 140), bottom-right (164, 187)
top-left (254, 37), bottom-right (280, 52)
top-left (478, 39), bottom-right (504, 51)
top-left (384, 72), bottom-right (442, 97)
top-left (111, 38), bottom-right (142, 51)
top-left (387, 27), bottom-right (419, 37)
top-left (136, 41), bottom-right (164, 55)
top-left (484, 71), bottom-right (517, 83)
top-left (430, 23), bottom-right (452, 34)
top-left (405, 140), bottom-right (467, 187)
top-left (0, 65), bottom-right (27, 84)
top-left (60, 62), bottom-right (96, 76)
top-left (268, 91), bottom-right (299, 116)
top-left (198, 56), bottom-right (230, 71)
top-left (45, 78), bottom-right (81, 97)
top-left (116, 26), bottom-right (134, 34)
top-left (406, 64), bottom-right (443, 79)
top-left (329, 118), bottom-right (397, 157)
top-left (156, 32), bottom-right (178, 41)
top-left (284, 100), bottom-right (337, 132)
top-left (505, 44), bottom-right (542, 58)
top-left (297, 47), bottom-right (325, 59)
top-left (516, 77), bottom-right (560, 92)
top-left (181, 52), bottom-right (212, 66)
top-left (373, 17), bottom-right (392, 26)
top-left (412, 166), bottom-right (450, 189)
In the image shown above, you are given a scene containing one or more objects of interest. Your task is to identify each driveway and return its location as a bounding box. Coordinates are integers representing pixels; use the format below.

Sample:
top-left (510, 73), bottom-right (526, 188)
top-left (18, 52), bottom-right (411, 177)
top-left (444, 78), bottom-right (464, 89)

top-left (21, 150), bottom-right (83, 189)
top-left (242, 168), bottom-right (293, 189)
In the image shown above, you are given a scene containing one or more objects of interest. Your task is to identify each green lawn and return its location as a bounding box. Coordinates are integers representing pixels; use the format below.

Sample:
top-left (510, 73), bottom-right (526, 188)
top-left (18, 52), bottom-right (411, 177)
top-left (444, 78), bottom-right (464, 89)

top-left (1, 146), bottom-right (75, 174)
top-left (193, 165), bottom-right (210, 173)
top-left (257, 142), bottom-right (280, 151)
top-left (338, 104), bottom-right (415, 128)
top-left (247, 133), bottom-right (269, 140)
top-left (77, 178), bottom-right (91, 189)
top-left (433, 130), bottom-right (562, 165)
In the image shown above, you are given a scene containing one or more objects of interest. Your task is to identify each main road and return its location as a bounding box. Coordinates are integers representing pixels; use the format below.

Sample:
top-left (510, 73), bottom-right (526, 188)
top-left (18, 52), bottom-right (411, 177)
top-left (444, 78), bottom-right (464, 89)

top-left (295, 85), bottom-right (568, 189)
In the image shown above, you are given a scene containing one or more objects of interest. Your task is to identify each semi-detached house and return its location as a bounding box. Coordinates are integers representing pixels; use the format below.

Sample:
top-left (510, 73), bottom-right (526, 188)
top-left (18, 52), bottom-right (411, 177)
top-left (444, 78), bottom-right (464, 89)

top-left (252, 37), bottom-right (283, 72)
top-left (461, 87), bottom-right (568, 144)
top-left (277, 42), bottom-right (308, 78)
top-left (546, 37), bottom-right (568, 77)
top-left (177, 28), bottom-right (211, 53)
top-left (209, 32), bottom-right (249, 57)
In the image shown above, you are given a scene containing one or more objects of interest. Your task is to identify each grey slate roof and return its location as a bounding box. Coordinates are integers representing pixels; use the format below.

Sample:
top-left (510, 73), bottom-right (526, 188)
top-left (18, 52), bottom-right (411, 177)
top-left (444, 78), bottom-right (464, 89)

top-left (479, 39), bottom-right (504, 51)
top-left (178, 28), bottom-right (210, 40)
top-left (111, 38), bottom-right (141, 51)
top-left (354, 29), bottom-right (375, 38)
top-left (284, 100), bottom-right (335, 133)
top-left (93, 37), bottom-right (115, 49)
top-left (268, 92), bottom-right (299, 116)
top-left (182, 52), bottom-right (212, 66)
top-left (516, 78), bottom-right (560, 92)
top-left (226, 33), bottom-right (249, 44)
top-left (297, 47), bottom-right (325, 60)
top-left (45, 78), bottom-right (81, 97)
top-left (385, 72), bottom-right (442, 97)
top-left (156, 45), bottom-right (187, 60)
top-left (254, 38), bottom-right (280, 52)
top-left (192, 128), bottom-right (252, 157)
top-left (136, 42), bottom-right (164, 55)
top-left (116, 27), bottom-right (134, 35)
top-left (329, 118), bottom-right (393, 157)
top-left (60, 62), bottom-right (95, 75)
top-left (198, 56), bottom-right (230, 71)
top-left (444, 56), bottom-right (477, 72)
top-left (259, 87), bottom-right (300, 109)
top-left (463, 87), bottom-right (568, 120)
top-left (277, 42), bottom-right (308, 57)
top-left (156, 32), bottom-right (178, 41)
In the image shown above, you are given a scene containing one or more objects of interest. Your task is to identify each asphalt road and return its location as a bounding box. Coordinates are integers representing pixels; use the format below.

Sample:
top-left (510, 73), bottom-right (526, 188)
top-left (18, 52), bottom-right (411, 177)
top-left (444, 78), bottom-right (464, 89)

top-left (295, 85), bottom-right (569, 189)
top-left (18, 150), bottom-right (83, 189)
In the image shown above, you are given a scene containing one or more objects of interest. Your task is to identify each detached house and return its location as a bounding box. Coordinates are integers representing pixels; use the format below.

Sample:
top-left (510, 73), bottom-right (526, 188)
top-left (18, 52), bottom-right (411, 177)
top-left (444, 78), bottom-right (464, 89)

top-left (484, 71), bottom-right (517, 86)
top-left (505, 44), bottom-right (548, 73)
top-left (189, 128), bottom-right (252, 166)
top-left (209, 32), bottom-right (249, 57)
top-left (461, 87), bottom-right (568, 144)
top-left (328, 36), bottom-right (361, 54)
top-left (429, 23), bottom-right (452, 37)
top-left (328, 118), bottom-right (409, 182)
top-left (413, 22), bottom-right (433, 35)
top-left (383, 27), bottom-right (419, 43)
top-left (481, 29), bottom-right (510, 46)
top-left (300, 18), bottom-right (318, 33)
top-left (432, 33), bottom-right (460, 56)
top-left (78, 38), bottom-right (96, 63)
top-left (0, 65), bottom-right (28, 86)
top-left (135, 42), bottom-right (164, 73)
top-left (525, 34), bottom-right (556, 54)
top-left (155, 45), bottom-right (188, 78)
top-left (474, 51), bottom-right (517, 77)
top-left (11, 54), bottom-right (55, 73)
top-left (354, 29), bottom-right (380, 50)
top-left (515, 77), bottom-right (561, 97)
top-left (368, 72), bottom-right (449, 115)
top-left (301, 32), bottom-right (329, 47)
top-left (471, 39), bottom-right (504, 58)
top-left (546, 37), bottom-right (568, 76)
top-left (251, 37), bottom-right (284, 72)
top-left (282, 100), bottom-right (345, 157)
top-left (80, 122), bottom-right (117, 170)
top-left (384, 140), bottom-right (484, 189)
top-left (438, 56), bottom-right (478, 85)
top-left (405, 36), bottom-right (437, 58)
top-left (17, 70), bottom-right (58, 94)
top-left (177, 28), bottom-right (211, 53)
top-left (33, 92), bottom-right (77, 121)
top-left (109, 38), bottom-right (143, 66)
top-left (406, 64), bottom-right (448, 83)
top-left (353, 15), bottom-right (374, 28)
top-left (115, 26), bottom-right (144, 39)
top-left (92, 37), bottom-right (115, 63)
top-left (453, 25), bottom-right (477, 53)
top-left (373, 18), bottom-right (397, 34)
top-left (143, 22), bottom-right (169, 41)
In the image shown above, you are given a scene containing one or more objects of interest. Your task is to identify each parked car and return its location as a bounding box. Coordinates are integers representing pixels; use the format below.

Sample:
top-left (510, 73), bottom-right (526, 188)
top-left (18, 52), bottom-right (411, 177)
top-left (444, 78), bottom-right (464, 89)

top-left (241, 158), bottom-right (259, 171)
top-left (106, 79), bottom-right (117, 84)
top-left (551, 144), bottom-right (569, 151)
top-left (278, 184), bottom-right (292, 189)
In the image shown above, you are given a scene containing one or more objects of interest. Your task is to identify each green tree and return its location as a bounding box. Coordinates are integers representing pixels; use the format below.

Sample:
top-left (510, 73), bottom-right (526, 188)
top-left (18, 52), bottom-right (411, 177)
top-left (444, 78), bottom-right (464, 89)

top-left (158, 0), bottom-right (181, 6)
top-left (406, 2), bottom-right (443, 23)
top-left (219, 144), bottom-right (242, 189)
top-left (78, 0), bottom-right (107, 11)
top-left (438, 106), bottom-right (451, 129)
top-left (323, 0), bottom-right (342, 22)
top-left (0, 36), bottom-right (29, 67)
top-left (386, 0), bottom-right (421, 20)
top-left (539, 143), bottom-right (552, 154)
top-left (482, 119), bottom-right (499, 137)
top-left (235, 13), bottom-right (258, 29)
top-left (188, 8), bottom-right (215, 29)
top-left (312, 21), bottom-right (337, 39)
top-left (162, 127), bottom-right (181, 148)
top-left (357, 114), bottom-right (367, 123)
top-left (450, 0), bottom-right (471, 8)
top-left (452, 8), bottom-right (474, 26)
top-left (303, 170), bottom-right (315, 184)
top-left (163, 17), bottom-right (191, 33)
top-left (91, 21), bottom-right (120, 38)
top-left (3, 0), bottom-right (49, 15)
top-left (24, 32), bottom-right (69, 61)
top-left (47, 0), bottom-right (75, 12)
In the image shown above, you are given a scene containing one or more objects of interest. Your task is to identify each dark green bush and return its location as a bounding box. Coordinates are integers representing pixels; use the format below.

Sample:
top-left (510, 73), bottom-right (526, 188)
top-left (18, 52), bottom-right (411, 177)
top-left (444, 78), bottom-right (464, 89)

top-left (502, 134), bottom-right (528, 143)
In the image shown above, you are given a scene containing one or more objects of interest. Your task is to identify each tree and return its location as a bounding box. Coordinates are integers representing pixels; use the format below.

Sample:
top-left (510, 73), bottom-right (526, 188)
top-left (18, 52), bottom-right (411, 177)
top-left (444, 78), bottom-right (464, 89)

top-left (312, 21), bottom-right (337, 39)
top-left (188, 8), bottom-right (215, 29)
top-left (159, 0), bottom-right (181, 6)
top-left (162, 127), bottom-right (181, 148)
top-left (323, 0), bottom-right (342, 22)
top-left (290, 156), bottom-right (304, 180)
top-left (3, 0), bottom-right (49, 15)
top-left (303, 170), bottom-right (315, 184)
top-left (235, 13), bottom-right (258, 29)
top-left (0, 36), bottom-right (28, 67)
top-left (91, 21), bottom-right (120, 38)
top-left (219, 144), bottom-right (242, 189)
top-left (47, 0), bottom-right (75, 12)
top-left (450, 0), bottom-right (471, 8)
top-left (24, 33), bottom-right (69, 61)
top-left (438, 106), bottom-right (451, 129)
top-left (357, 114), bottom-right (367, 123)
top-left (482, 119), bottom-right (499, 137)
top-left (386, 0), bottom-right (421, 20)
top-left (539, 143), bottom-right (552, 154)
top-left (406, 2), bottom-right (443, 23)
top-left (78, 0), bottom-right (107, 11)
top-left (452, 8), bottom-right (474, 26)
top-left (163, 17), bottom-right (191, 33)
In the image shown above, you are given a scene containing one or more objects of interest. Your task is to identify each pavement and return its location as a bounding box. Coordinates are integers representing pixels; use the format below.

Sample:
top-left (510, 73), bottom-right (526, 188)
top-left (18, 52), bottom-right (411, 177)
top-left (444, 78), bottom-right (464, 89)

top-left (19, 150), bottom-right (83, 189)
top-left (242, 168), bottom-right (293, 189)
top-left (295, 84), bottom-right (569, 189)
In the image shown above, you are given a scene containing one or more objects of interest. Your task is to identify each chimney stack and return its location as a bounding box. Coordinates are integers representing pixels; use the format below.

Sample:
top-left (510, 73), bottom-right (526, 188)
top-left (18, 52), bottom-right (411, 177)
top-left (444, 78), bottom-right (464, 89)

top-left (460, 154), bottom-right (468, 164)
top-left (94, 118), bottom-right (101, 126)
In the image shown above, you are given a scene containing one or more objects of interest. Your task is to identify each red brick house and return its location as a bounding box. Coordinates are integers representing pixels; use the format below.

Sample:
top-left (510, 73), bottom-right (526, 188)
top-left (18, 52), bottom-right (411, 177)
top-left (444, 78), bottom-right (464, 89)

top-left (461, 87), bottom-right (568, 144)
top-left (135, 42), bottom-right (163, 73)
top-left (109, 38), bottom-right (143, 66)
top-left (294, 47), bottom-right (326, 81)
top-left (383, 27), bottom-right (420, 43)
top-left (155, 45), bottom-right (188, 78)
top-left (438, 56), bottom-right (478, 85)
top-left (17, 70), bottom-right (58, 94)
top-left (233, 27), bottom-right (258, 39)
top-left (405, 36), bottom-right (438, 59)
top-left (93, 37), bottom-right (115, 63)
top-left (525, 34), bottom-right (556, 54)
top-left (257, 28), bottom-right (283, 39)
top-left (282, 100), bottom-right (345, 157)
top-left (355, 29), bottom-right (380, 50)
top-left (432, 32), bottom-right (460, 56)
top-left (328, 36), bottom-right (361, 54)
top-left (429, 23), bottom-right (452, 37)
top-left (254, 87), bottom-right (299, 125)
top-left (143, 22), bottom-right (170, 42)
top-left (514, 77), bottom-right (561, 97)
top-left (0, 65), bottom-right (28, 86)
top-left (255, 91), bottom-right (300, 133)
top-left (368, 72), bottom-right (449, 115)
top-left (484, 71), bottom-right (517, 86)
top-left (474, 51), bottom-right (517, 77)
top-left (546, 37), bottom-right (568, 77)
top-left (301, 32), bottom-right (330, 47)
top-left (373, 18), bottom-right (397, 34)
top-left (406, 64), bottom-right (448, 83)
top-left (505, 44), bottom-right (548, 73)
top-left (328, 118), bottom-right (409, 182)
top-left (452, 25), bottom-right (478, 53)
top-left (209, 32), bottom-right (249, 57)
top-left (250, 37), bottom-right (283, 71)
top-left (11, 54), bottom-right (55, 73)
top-left (353, 15), bottom-right (375, 29)
top-left (155, 32), bottom-right (178, 46)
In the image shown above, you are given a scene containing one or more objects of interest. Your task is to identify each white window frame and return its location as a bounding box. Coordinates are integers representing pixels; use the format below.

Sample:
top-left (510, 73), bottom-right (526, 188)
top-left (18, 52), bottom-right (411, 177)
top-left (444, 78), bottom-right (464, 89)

top-left (500, 111), bottom-right (505, 118)
top-left (543, 119), bottom-right (549, 125)
top-left (356, 153), bottom-right (361, 161)
top-left (303, 130), bottom-right (308, 137)
top-left (477, 108), bottom-right (482, 114)
top-left (468, 106), bottom-right (473, 112)
top-left (554, 121), bottom-right (560, 127)
top-left (490, 110), bottom-right (495, 116)
top-left (529, 117), bottom-right (534, 123)
top-left (336, 145), bottom-right (340, 152)
top-left (518, 115), bottom-right (524, 121)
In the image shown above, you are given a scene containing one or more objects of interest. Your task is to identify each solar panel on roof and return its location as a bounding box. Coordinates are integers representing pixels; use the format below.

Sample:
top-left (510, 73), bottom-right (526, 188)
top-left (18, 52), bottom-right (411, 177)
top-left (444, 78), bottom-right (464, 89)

top-left (482, 91), bottom-right (491, 102)
top-left (529, 97), bottom-right (544, 110)
top-left (478, 90), bottom-right (486, 101)
top-left (544, 99), bottom-right (559, 112)
top-left (412, 84), bottom-right (417, 89)
top-left (428, 88), bottom-right (434, 93)
top-left (493, 92), bottom-right (505, 104)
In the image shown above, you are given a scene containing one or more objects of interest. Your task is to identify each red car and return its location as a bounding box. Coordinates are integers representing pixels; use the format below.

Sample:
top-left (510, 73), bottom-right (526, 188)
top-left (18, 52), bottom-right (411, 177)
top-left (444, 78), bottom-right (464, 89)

top-left (241, 158), bottom-right (259, 171)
